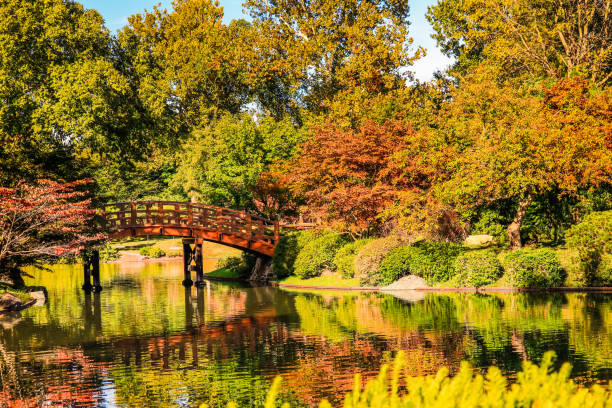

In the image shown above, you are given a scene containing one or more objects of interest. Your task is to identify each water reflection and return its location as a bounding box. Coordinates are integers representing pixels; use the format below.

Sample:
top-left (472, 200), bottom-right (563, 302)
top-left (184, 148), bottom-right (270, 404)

top-left (0, 261), bottom-right (610, 407)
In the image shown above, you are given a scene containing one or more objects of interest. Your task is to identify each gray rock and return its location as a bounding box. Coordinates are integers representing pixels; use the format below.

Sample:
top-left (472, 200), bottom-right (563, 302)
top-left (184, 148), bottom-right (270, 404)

top-left (381, 275), bottom-right (429, 290)
top-left (463, 234), bottom-right (495, 248)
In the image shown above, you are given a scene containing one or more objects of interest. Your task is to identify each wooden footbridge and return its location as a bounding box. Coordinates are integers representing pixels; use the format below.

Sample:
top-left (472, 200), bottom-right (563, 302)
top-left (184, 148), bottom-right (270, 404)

top-left (81, 201), bottom-right (312, 292)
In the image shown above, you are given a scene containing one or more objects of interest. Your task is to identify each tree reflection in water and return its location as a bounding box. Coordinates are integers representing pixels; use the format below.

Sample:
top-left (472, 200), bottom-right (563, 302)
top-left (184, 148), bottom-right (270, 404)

top-left (0, 262), bottom-right (610, 407)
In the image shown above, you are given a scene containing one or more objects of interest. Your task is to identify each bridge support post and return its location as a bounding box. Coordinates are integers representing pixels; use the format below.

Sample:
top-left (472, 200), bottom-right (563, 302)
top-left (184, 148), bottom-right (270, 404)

top-left (82, 250), bottom-right (102, 292)
top-left (82, 252), bottom-right (92, 291)
top-left (182, 239), bottom-right (194, 287)
top-left (194, 243), bottom-right (205, 287)
top-left (91, 250), bottom-right (102, 292)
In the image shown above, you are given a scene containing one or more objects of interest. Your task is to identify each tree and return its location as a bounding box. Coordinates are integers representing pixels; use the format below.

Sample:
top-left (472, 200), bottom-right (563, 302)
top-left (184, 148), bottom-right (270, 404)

top-left (428, 0), bottom-right (612, 85)
top-left (245, 0), bottom-right (424, 117)
top-left (287, 120), bottom-right (413, 236)
top-left (169, 114), bottom-right (306, 210)
top-left (0, 180), bottom-right (104, 287)
top-left (407, 75), bottom-right (611, 248)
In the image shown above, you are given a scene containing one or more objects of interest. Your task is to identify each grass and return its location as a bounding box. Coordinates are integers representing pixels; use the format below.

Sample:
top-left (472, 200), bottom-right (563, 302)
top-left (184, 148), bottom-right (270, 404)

top-left (276, 274), bottom-right (360, 288)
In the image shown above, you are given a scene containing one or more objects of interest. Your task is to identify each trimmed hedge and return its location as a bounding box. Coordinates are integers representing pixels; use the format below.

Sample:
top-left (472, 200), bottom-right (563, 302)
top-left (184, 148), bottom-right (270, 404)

top-left (333, 239), bottom-right (373, 278)
top-left (354, 237), bottom-right (404, 286)
top-left (272, 230), bottom-right (316, 279)
top-left (503, 248), bottom-right (566, 288)
top-left (566, 210), bottom-right (612, 284)
top-left (376, 242), bottom-right (463, 286)
top-left (377, 246), bottom-right (424, 285)
top-left (139, 246), bottom-right (165, 258)
top-left (293, 231), bottom-right (349, 278)
top-left (454, 250), bottom-right (503, 287)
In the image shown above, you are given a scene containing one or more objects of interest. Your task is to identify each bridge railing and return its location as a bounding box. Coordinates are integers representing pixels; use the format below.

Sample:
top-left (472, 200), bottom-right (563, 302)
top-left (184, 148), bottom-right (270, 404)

top-left (101, 201), bottom-right (280, 245)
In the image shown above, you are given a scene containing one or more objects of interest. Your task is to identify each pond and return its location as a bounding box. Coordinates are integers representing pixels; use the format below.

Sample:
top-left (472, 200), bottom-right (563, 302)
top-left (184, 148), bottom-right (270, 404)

top-left (0, 260), bottom-right (611, 407)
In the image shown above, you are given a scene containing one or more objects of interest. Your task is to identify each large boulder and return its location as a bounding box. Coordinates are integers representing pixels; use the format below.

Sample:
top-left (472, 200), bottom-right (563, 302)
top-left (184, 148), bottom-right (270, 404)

top-left (463, 234), bottom-right (495, 248)
top-left (381, 275), bottom-right (429, 290)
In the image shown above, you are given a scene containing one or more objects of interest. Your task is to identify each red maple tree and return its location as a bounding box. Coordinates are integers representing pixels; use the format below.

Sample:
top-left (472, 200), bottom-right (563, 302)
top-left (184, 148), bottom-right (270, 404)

top-left (0, 179), bottom-right (104, 286)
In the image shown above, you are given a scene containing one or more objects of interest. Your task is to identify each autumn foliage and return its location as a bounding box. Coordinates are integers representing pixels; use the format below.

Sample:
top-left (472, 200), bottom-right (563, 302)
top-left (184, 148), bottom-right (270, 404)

top-left (0, 179), bottom-right (104, 286)
top-left (287, 120), bottom-right (413, 236)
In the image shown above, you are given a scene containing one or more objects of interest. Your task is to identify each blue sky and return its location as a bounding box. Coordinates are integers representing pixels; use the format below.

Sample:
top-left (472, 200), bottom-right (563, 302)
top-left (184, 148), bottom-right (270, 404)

top-left (79, 0), bottom-right (452, 81)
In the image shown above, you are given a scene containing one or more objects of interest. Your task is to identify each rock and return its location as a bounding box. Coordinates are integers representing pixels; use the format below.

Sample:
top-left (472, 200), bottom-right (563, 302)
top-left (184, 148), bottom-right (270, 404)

top-left (381, 275), bottom-right (429, 291)
top-left (0, 292), bottom-right (22, 311)
top-left (385, 290), bottom-right (427, 303)
top-left (320, 269), bottom-right (337, 277)
top-left (28, 291), bottom-right (47, 306)
top-left (463, 234), bottom-right (495, 248)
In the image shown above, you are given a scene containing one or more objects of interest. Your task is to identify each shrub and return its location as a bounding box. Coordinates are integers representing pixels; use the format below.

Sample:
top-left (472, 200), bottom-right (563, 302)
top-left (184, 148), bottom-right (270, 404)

top-left (261, 351), bottom-right (612, 407)
top-left (272, 230), bottom-right (316, 279)
top-left (354, 237), bottom-right (404, 286)
top-left (216, 253), bottom-right (257, 279)
top-left (293, 231), bottom-right (349, 279)
top-left (377, 246), bottom-right (425, 285)
top-left (333, 239), bottom-right (374, 278)
top-left (99, 244), bottom-right (120, 262)
top-left (454, 250), bottom-right (503, 287)
top-left (375, 241), bottom-right (463, 286)
top-left (566, 210), bottom-right (612, 284)
top-left (414, 241), bottom-right (463, 283)
top-left (139, 246), bottom-right (165, 258)
top-left (594, 253), bottom-right (612, 286)
top-left (503, 248), bottom-right (566, 288)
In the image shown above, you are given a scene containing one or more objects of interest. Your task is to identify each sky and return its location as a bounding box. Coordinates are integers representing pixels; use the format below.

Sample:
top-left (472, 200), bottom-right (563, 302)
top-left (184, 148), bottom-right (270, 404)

top-left (79, 0), bottom-right (453, 82)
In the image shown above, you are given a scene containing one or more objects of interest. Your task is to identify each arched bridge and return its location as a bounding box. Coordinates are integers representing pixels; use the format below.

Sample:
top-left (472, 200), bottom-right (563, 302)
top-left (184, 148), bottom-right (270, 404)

top-left (101, 201), bottom-right (281, 257)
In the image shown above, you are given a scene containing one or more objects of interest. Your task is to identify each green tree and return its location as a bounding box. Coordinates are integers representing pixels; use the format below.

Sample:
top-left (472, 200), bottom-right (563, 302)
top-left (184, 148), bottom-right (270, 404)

top-left (428, 0), bottom-right (612, 85)
top-left (170, 113), bottom-right (305, 210)
top-left (245, 0), bottom-right (424, 119)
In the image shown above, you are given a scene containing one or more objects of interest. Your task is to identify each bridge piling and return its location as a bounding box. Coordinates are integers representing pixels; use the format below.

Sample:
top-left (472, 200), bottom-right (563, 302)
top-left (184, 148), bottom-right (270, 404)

top-left (91, 250), bottom-right (102, 292)
top-left (194, 243), bottom-right (205, 287)
top-left (82, 257), bottom-right (92, 292)
top-left (182, 239), bottom-right (194, 287)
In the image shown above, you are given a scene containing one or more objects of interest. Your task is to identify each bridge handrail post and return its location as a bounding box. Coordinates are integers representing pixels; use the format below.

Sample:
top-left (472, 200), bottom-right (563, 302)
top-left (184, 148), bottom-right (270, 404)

top-left (274, 217), bottom-right (280, 243)
top-left (130, 202), bottom-right (137, 227)
top-left (246, 214), bottom-right (252, 239)
top-left (188, 203), bottom-right (193, 226)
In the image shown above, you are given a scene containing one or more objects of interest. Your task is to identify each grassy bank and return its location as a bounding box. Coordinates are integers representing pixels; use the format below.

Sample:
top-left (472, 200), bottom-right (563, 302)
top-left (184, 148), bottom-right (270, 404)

top-left (276, 274), bottom-right (360, 288)
top-left (110, 237), bottom-right (241, 260)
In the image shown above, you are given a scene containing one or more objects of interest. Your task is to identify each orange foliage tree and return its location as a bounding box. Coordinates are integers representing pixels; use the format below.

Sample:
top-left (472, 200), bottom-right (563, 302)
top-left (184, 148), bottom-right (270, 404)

top-left (286, 120), bottom-right (414, 236)
top-left (398, 76), bottom-right (611, 248)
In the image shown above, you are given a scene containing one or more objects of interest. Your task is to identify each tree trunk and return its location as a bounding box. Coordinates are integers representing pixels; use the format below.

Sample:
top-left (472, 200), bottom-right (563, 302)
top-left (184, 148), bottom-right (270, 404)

top-left (507, 194), bottom-right (533, 249)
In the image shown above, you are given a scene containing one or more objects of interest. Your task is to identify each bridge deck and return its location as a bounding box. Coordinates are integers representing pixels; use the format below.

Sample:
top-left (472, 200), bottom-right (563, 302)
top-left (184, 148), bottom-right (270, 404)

top-left (101, 201), bottom-right (280, 257)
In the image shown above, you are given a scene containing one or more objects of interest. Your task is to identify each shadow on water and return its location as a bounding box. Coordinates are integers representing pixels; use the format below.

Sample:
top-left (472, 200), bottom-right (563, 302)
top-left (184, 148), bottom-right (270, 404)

top-left (0, 260), bottom-right (610, 407)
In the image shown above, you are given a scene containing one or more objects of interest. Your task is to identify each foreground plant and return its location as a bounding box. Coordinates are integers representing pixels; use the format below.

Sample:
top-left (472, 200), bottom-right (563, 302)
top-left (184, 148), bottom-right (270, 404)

top-left (218, 351), bottom-right (611, 408)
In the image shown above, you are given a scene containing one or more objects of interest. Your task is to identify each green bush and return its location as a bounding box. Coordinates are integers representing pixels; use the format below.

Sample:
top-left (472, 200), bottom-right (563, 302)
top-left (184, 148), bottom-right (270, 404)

top-left (454, 250), bottom-right (503, 287)
top-left (272, 230), bottom-right (316, 279)
top-left (566, 210), bottom-right (612, 284)
top-left (414, 241), bottom-right (463, 283)
top-left (377, 246), bottom-right (425, 285)
top-left (354, 237), bottom-right (404, 286)
top-left (503, 248), bottom-right (566, 288)
top-left (260, 351), bottom-right (612, 407)
top-left (594, 253), bottom-right (612, 286)
top-left (139, 246), bottom-right (165, 258)
top-left (293, 231), bottom-right (349, 279)
top-left (215, 253), bottom-right (256, 279)
top-left (99, 244), bottom-right (120, 262)
top-left (375, 242), bottom-right (463, 286)
top-left (333, 239), bottom-right (373, 278)
top-left (472, 209), bottom-right (508, 244)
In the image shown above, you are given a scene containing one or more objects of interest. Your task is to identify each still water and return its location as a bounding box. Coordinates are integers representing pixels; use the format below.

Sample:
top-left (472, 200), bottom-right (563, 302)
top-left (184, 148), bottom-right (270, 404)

top-left (0, 260), bottom-right (611, 407)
